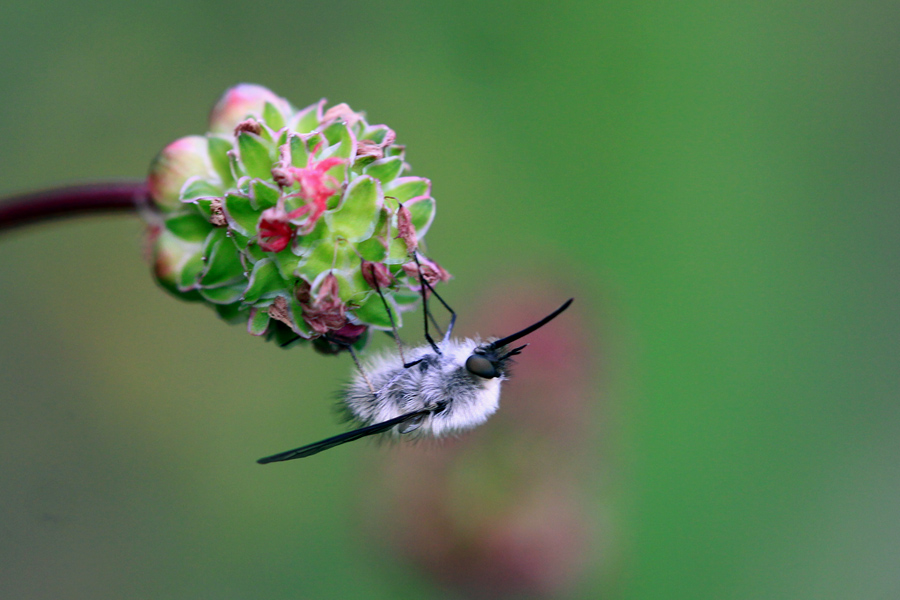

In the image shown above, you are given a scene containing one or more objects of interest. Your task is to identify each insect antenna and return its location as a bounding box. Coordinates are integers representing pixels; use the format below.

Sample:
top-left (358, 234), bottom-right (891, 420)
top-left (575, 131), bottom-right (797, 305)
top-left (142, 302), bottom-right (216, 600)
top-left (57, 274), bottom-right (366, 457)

top-left (486, 298), bottom-right (574, 350)
top-left (256, 409), bottom-right (430, 462)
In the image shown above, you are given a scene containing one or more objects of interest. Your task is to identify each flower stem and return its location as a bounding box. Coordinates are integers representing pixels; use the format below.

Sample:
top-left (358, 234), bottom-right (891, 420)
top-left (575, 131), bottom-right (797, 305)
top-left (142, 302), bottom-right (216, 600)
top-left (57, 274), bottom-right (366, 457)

top-left (0, 181), bottom-right (147, 233)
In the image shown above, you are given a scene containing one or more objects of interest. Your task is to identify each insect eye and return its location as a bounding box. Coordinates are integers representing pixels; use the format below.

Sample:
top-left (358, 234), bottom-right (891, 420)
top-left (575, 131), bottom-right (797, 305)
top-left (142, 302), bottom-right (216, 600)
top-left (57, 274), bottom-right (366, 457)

top-left (465, 354), bottom-right (498, 379)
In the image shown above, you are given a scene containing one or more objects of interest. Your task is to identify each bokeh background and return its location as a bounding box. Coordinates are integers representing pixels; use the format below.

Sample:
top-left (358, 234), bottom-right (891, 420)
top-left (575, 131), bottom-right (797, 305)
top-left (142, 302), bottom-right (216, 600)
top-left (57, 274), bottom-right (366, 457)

top-left (1, 1), bottom-right (898, 598)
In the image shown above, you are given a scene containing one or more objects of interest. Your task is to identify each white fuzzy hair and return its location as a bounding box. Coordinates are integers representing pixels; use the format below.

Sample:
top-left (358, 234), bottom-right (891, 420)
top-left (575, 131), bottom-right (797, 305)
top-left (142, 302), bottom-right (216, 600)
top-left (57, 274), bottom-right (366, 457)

top-left (342, 337), bottom-right (504, 438)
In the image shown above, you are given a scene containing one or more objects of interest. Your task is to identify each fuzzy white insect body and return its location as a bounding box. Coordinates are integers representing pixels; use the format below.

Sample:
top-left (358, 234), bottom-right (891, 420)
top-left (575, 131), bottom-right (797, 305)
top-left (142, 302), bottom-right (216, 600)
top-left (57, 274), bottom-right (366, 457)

top-left (344, 338), bottom-right (504, 438)
top-left (257, 298), bottom-right (572, 463)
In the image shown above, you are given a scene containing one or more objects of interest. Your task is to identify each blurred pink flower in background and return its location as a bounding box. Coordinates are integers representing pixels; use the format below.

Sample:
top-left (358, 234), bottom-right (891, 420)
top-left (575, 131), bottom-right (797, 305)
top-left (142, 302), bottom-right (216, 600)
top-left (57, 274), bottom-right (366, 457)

top-left (358, 276), bottom-right (615, 598)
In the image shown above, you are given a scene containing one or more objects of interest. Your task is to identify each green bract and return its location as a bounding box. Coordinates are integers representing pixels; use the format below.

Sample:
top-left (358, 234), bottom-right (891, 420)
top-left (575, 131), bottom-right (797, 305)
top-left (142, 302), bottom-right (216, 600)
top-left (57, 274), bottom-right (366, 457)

top-left (146, 84), bottom-right (447, 351)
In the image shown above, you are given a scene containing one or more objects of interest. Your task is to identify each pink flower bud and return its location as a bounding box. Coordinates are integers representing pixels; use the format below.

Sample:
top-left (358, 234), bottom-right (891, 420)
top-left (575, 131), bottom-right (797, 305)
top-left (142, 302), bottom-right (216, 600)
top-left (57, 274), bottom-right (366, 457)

top-left (257, 207), bottom-right (294, 252)
top-left (302, 273), bottom-right (348, 335)
top-left (355, 139), bottom-right (384, 161)
top-left (355, 127), bottom-right (396, 162)
top-left (361, 260), bottom-right (394, 290)
top-left (208, 197), bottom-right (226, 227)
top-left (233, 118), bottom-right (263, 136)
top-left (294, 279), bottom-right (312, 304)
top-left (208, 84), bottom-right (292, 135)
top-left (147, 136), bottom-right (215, 212)
top-left (329, 322), bottom-right (368, 345)
top-left (395, 204), bottom-right (418, 252)
top-left (271, 167), bottom-right (293, 188)
top-left (150, 228), bottom-right (181, 286)
top-left (402, 254), bottom-right (450, 288)
top-left (271, 144), bottom-right (295, 187)
top-left (267, 296), bottom-right (294, 327)
top-left (321, 103), bottom-right (362, 127)
top-left (316, 273), bottom-right (342, 308)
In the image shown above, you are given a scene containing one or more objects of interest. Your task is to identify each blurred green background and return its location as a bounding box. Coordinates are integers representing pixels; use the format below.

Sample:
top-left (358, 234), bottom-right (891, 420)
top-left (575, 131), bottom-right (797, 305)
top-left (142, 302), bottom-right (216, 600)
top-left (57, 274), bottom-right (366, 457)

top-left (1, 1), bottom-right (899, 598)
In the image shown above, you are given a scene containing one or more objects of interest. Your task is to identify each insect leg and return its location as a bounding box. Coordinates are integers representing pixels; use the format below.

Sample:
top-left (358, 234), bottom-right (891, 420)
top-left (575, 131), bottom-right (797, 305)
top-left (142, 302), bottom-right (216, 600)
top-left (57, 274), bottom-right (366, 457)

top-left (346, 344), bottom-right (376, 395)
top-left (412, 252), bottom-right (457, 343)
top-left (410, 253), bottom-right (441, 354)
top-left (426, 307), bottom-right (444, 339)
top-left (372, 278), bottom-right (423, 368)
top-left (279, 334), bottom-right (302, 348)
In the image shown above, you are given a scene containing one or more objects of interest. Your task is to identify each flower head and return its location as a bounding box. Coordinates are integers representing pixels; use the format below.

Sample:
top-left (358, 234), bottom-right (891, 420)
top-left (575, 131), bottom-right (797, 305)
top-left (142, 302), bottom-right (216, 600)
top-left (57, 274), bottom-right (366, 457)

top-left (145, 84), bottom-right (449, 353)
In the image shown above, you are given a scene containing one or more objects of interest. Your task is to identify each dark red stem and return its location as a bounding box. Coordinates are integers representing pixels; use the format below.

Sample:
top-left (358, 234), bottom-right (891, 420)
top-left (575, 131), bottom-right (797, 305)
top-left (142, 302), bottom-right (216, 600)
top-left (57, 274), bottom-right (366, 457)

top-left (0, 181), bottom-right (148, 233)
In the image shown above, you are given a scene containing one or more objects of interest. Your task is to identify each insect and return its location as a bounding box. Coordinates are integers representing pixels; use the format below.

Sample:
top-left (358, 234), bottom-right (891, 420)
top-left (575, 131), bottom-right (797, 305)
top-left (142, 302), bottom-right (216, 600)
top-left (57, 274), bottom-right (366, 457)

top-left (257, 258), bottom-right (573, 463)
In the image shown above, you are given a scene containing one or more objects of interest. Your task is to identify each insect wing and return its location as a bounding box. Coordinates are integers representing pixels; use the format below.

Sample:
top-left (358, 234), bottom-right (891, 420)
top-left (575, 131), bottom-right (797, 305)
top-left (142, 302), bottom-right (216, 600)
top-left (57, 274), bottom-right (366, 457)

top-left (257, 409), bottom-right (430, 463)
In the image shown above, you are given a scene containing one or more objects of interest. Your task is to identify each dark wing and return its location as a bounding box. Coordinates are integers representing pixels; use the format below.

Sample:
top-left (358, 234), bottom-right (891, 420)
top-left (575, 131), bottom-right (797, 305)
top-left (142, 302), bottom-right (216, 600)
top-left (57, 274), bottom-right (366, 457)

top-left (256, 409), bottom-right (430, 463)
